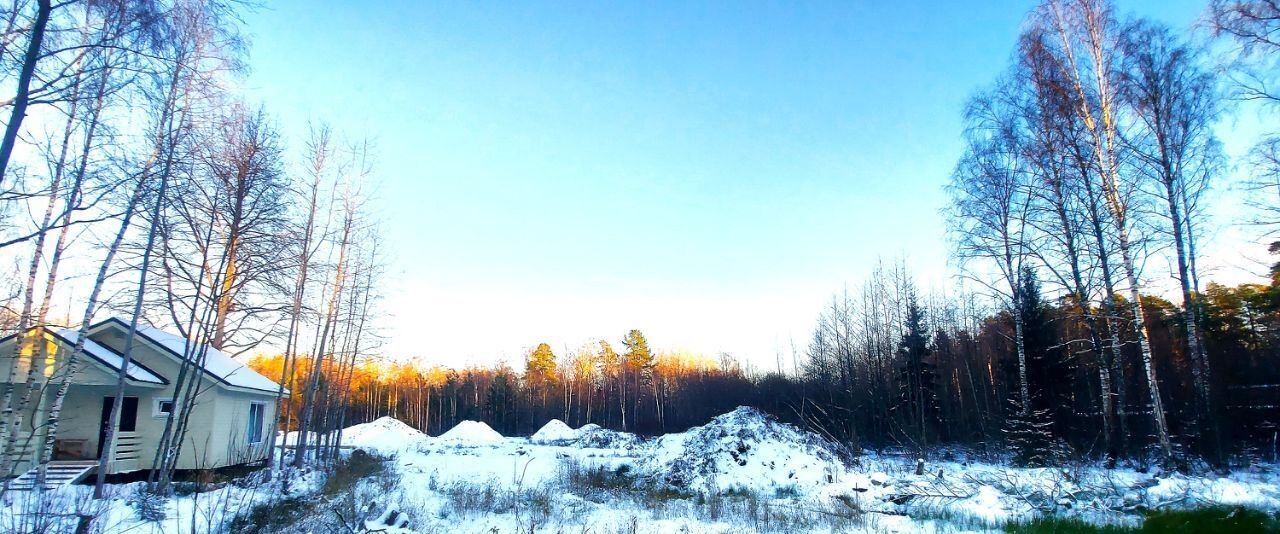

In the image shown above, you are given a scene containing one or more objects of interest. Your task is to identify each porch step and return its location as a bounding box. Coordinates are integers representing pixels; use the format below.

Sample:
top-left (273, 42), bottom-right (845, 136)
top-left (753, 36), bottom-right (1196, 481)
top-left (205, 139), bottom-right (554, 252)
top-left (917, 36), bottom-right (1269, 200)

top-left (6, 460), bottom-right (97, 491)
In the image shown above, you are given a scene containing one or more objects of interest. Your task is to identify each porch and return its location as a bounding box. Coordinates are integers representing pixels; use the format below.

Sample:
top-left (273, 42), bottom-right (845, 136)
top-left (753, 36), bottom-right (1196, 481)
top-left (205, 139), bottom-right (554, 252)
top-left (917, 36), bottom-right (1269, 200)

top-left (2, 383), bottom-right (161, 482)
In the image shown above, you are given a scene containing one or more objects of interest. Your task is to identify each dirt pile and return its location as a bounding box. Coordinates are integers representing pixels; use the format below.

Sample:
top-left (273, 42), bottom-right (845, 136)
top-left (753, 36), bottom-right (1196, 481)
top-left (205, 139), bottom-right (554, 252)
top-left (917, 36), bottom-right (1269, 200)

top-left (640, 406), bottom-right (850, 494)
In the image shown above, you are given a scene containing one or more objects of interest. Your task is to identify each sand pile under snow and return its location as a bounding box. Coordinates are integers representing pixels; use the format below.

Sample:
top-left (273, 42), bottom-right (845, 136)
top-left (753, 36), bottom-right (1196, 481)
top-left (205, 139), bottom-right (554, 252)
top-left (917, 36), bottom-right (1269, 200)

top-left (639, 406), bottom-right (851, 495)
top-left (340, 417), bottom-right (427, 453)
top-left (574, 424), bottom-right (642, 449)
top-left (436, 420), bottom-right (505, 444)
top-left (526, 420), bottom-right (642, 448)
top-left (530, 419), bottom-right (576, 443)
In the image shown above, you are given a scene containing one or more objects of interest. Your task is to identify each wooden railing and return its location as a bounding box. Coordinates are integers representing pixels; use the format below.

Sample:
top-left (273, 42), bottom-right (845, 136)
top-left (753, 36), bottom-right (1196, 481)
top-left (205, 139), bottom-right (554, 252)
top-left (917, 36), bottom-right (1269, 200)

top-left (1, 428), bottom-right (36, 472)
top-left (111, 431), bottom-right (141, 472)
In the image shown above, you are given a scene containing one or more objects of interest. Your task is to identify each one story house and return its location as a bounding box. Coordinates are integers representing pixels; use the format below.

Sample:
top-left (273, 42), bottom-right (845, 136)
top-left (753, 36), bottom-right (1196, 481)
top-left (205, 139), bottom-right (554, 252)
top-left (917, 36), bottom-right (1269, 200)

top-left (0, 317), bottom-right (286, 486)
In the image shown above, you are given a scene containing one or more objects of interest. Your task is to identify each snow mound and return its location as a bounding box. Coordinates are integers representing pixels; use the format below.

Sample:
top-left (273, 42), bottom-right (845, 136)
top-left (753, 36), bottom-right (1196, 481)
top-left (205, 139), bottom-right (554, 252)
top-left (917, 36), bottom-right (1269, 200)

top-left (341, 417), bottom-right (426, 453)
top-left (640, 406), bottom-right (850, 495)
top-left (436, 420), bottom-right (505, 444)
top-left (531, 419), bottom-right (576, 443)
top-left (574, 423), bottom-right (642, 449)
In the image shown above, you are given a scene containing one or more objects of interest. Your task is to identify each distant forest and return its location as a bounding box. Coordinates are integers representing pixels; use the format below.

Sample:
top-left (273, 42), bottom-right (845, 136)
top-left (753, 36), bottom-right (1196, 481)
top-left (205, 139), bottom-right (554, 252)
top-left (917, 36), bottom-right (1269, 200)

top-left (254, 0), bottom-right (1280, 470)
top-left (252, 256), bottom-right (1280, 464)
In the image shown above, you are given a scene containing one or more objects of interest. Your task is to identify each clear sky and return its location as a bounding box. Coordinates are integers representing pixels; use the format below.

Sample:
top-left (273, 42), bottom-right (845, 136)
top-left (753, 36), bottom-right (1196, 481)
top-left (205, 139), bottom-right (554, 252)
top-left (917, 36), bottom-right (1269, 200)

top-left (237, 0), bottom-right (1253, 368)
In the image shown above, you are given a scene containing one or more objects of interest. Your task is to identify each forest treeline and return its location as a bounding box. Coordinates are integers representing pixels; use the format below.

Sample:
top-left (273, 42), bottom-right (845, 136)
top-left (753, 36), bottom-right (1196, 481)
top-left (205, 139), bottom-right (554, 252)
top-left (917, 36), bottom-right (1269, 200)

top-left (250, 258), bottom-right (1280, 464)
top-left (250, 0), bottom-right (1280, 470)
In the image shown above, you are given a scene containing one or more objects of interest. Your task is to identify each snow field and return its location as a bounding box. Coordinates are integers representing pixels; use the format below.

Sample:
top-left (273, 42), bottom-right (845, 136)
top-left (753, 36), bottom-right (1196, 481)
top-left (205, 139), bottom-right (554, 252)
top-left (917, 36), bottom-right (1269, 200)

top-left (1, 465), bottom-right (326, 534)
top-left (5, 407), bottom-right (1278, 533)
top-left (368, 408), bottom-right (1280, 532)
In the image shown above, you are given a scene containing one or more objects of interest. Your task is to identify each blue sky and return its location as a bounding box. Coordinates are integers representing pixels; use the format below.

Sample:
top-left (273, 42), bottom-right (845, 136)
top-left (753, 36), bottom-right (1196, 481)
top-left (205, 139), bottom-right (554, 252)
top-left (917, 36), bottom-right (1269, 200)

top-left (238, 0), bottom-right (1243, 367)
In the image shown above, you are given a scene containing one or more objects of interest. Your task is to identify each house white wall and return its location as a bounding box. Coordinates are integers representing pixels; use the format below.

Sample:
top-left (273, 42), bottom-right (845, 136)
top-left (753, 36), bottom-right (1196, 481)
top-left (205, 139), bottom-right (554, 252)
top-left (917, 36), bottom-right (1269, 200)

top-left (0, 324), bottom-right (281, 476)
top-left (87, 324), bottom-right (280, 471)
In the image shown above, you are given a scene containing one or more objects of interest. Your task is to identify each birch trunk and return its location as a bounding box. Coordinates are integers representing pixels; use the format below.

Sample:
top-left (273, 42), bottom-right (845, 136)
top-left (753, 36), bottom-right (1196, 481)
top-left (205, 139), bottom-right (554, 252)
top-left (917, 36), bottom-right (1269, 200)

top-left (16, 167), bottom-right (150, 495)
top-left (0, 0), bottom-right (52, 188)
top-left (294, 206), bottom-right (352, 467)
top-left (1046, 0), bottom-right (1174, 461)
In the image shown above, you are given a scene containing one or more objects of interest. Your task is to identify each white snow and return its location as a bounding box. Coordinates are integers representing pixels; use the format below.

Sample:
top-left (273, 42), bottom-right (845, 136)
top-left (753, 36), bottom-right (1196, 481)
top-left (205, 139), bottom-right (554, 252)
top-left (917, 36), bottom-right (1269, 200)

top-left (641, 406), bottom-right (848, 494)
top-left (122, 319), bottom-right (286, 394)
top-left (54, 329), bottom-right (165, 384)
top-left (435, 420), bottom-right (505, 444)
top-left (530, 419), bottom-right (576, 443)
top-left (1, 466), bottom-right (325, 534)
top-left (7, 408), bottom-right (1280, 533)
top-left (339, 416), bottom-right (427, 452)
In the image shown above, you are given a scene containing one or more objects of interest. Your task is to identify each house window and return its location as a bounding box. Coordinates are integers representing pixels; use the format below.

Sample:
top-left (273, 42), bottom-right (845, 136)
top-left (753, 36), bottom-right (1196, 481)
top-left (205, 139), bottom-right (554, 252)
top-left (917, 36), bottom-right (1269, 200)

top-left (153, 398), bottom-right (174, 418)
top-left (247, 402), bottom-right (265, 445)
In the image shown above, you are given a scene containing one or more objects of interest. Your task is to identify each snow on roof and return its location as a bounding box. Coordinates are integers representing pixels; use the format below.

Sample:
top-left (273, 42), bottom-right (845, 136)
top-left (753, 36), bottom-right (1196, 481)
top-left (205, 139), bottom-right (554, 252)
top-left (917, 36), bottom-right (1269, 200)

top-left (54, 329), bottom-right (165, 384)
top-left (106, 319), bottom-right (286, 395)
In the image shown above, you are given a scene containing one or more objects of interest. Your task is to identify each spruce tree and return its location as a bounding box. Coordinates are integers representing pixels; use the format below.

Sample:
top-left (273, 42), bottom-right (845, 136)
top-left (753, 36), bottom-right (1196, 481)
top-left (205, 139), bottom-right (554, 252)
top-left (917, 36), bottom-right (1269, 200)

top-left (1005, 268), bottom-right (1065, 466)
top-left (892, 288), bottom-right (941, 449)
top-left (486, 371), bottom-right (515, 434)
top-left (1004, 396), bottom-right (1057, 467)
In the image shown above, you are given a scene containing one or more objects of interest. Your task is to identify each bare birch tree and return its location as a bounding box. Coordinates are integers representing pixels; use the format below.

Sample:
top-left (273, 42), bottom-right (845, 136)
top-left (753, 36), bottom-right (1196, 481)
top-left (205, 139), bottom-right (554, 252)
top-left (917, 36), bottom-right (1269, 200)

top-left (268, 123), bottom-right (332, 481)
top-left (1209, 1), bottom-right (1280, 234)
top-left (1038, 0), bottom-right (1174, 461)
top-left (1120, 19), bottom-right (1225, 460)
top-left (948, 77), bottom-right (1036, 419)
top-left (1019, 29), bottom-right (1120, 459)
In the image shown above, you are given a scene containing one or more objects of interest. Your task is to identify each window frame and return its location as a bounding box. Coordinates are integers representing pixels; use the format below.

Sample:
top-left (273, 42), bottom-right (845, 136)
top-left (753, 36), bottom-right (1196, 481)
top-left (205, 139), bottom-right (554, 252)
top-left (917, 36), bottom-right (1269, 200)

top-left (247, 402), bottom-right (266, 445)
top-left (152, 397), bottom-right (175, 418)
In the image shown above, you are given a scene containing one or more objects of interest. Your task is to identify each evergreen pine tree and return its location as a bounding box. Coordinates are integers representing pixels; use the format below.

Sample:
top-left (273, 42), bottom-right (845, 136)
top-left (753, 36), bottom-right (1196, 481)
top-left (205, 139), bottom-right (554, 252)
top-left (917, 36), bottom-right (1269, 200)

top-left (931, 328), bottom-right (957, 443)
top-left (1005, 268), bottom-right (1066, 466)
top-left (486, 371), bottom-right (515, 434)
top-left (622, 330), bottom-right (655, 429)
top-left (526, 342), bottom-right (558, 416)
top-left (526, 342), bottom-right (558, 383)
top-left (892, 287), bottom-right (941, 449)
top-left (1004, 395), bottom-right (1058, 467)
top-left (622, 330), bottom-right (653, 370)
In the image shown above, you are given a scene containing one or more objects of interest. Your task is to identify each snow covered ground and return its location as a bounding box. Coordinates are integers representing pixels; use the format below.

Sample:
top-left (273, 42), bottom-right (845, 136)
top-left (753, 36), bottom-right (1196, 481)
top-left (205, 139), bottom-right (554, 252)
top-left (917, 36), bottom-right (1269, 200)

top-left (3, 407), bottom-right (1279, 533)
top-left (0, 466), bottom-right (325, 534)
top-left (305, 408), bottom-right (1280, 532)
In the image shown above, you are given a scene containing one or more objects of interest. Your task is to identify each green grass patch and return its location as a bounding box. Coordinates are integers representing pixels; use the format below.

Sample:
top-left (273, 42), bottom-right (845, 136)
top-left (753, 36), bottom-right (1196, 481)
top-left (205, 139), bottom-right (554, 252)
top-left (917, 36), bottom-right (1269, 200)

top-left (1004, 506), bottom-right (1280, 534)
top-left (1004, 516), bottom-right (1135, 533)
top-left (1140, 505), bottom-right (1280, 533)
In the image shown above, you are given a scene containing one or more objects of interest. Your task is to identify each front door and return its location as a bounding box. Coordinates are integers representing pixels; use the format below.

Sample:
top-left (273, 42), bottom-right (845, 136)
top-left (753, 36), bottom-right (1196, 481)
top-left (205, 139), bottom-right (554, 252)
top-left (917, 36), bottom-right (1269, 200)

top-left (96, 396), bottom-right (138, 458)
